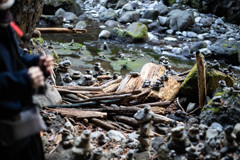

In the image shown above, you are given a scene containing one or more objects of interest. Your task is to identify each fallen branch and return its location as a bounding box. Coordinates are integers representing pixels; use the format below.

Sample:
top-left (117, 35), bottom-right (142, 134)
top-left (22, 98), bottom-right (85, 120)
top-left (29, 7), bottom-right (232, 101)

top-left (36, 27), bottom-right (87, 34)
top-left (48, 108), bottom-right (107, 119)
top-left (90, 118), bottom-right (117, 130)
top-left (128, 101), bottom-right (171, 108)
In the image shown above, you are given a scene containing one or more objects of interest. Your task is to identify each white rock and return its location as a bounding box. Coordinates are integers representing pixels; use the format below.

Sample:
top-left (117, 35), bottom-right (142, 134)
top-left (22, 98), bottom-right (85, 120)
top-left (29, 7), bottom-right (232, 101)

top-left (99, 30), bottom-right (111, 38)
top-left (107, 130), bottom-right (125, 142)
top-left (164, 37), bottom-right (177, 42)
top-left (195, 17), bottom-right (201, 23)
top-left (187, 31), bottom-right (198, 38)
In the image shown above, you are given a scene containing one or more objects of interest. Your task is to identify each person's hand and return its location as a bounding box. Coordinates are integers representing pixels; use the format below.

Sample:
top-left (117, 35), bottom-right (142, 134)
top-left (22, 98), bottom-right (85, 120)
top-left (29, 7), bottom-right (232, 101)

top-left (39, 55), bottom-right (53, 74)
top-left (28, 67), bottom-right (44, 88)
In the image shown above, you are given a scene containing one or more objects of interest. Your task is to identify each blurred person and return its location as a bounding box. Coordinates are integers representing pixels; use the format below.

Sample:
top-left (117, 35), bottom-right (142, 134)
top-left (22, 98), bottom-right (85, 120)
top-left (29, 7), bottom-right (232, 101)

top-left (0, 0), bottom-right (53, 159)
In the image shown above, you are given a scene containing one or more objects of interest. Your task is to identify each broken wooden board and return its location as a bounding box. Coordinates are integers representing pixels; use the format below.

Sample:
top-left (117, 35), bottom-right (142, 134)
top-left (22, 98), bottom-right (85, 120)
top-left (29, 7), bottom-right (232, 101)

top-left (116, 63), bottom-right (180, 101)
top-left (48, 108), bottom-right (107, 119)
top-left (146, 76), bottom-right (180, 101)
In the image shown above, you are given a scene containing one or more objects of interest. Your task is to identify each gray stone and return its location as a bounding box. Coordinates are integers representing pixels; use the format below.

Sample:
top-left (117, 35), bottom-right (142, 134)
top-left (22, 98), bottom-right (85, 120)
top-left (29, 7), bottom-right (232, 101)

top-left (210, 123), bottom-right (223, 133)
top-left (142, 10), bottom-right (159, 20)
top-left (105, 20), bottom-right (119, 27)
top-left (119, 11), bottom-right (140, 23)
top-left (187, 31), bottom-right (198, 38)
top-left (149, 1), bottom-right (169, 15)
top-left (190, 41), bottom-right (207, 52)
top-left (55, 8), bottom-right (65, 17)
top-left (164, 37), bottom-right (177, 42)
top-left (168, 9), bottom-right (194, 31)
top-left (215, 18), bottom-right (224, 25)
top-left (200, 17), bottom-right (213, 27)
top-left (234, 123), bottom-right (240, 141)
top-left (147, 32), bottom-right (161, 45)
top-left (186, 102), bottom-right (196, 113)
top-left (122, 3), bottom-right (134, 11)
top-left (209, 40), bottom-right (240, 64)
top-left (99, 30), bottom-right (111, 38)
top-left (107, 130), bottom-right (125, 141)
top-left (99, 8), bottom-right (117, 22)
top-left (158, 16), bottom-right (168, 26)
top-left (134, 151), bottom-right (152, 160)
top-left (33, 83), bottom-right (62, 107)
top-left (182, 46), bottom-right (191, 56)
top-left (75, 21), bottom-right (87, 29)
top-left (62, 12), bottom-right (77, 21)
top-left (206, 128), bottom-right (218, 139)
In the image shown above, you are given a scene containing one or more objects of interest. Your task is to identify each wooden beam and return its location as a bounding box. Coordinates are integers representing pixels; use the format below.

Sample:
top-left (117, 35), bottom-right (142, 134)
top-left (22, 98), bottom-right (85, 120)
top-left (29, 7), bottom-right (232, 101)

top-left (36, 28), bottom-right (87, 34)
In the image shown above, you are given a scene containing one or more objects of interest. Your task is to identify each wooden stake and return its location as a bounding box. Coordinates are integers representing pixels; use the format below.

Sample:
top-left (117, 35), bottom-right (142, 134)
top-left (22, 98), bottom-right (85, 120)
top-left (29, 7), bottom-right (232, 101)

top-left (196, 51), bottom-right (207, 108)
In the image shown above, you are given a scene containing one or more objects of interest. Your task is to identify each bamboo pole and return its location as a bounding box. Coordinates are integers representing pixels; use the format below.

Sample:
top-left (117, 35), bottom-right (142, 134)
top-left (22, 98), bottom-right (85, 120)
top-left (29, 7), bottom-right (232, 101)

top-left (196, 51), bottom-right (207, 108)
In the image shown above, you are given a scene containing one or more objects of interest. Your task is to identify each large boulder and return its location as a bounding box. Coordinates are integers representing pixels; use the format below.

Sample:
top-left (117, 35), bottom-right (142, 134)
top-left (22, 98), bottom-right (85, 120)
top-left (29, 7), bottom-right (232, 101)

top-left (209, 40), bottom-right (240, 65)
top-left (179, 64), bottom-right (235, 102)
top-left (104, 0), bottom-right (127, 9)
top-left (149, 1), bottom-right (169, 15)
top-left (99, 8), bottom-right (117, 22)
top-left (55, 8), bottom-right (77, 21)
top-left (141, 10), bottom-right (159, 20)
top-left (200, 83), bottom-right (240, 126)
top-left (43, 0), bottom-right (83, 16)
top-left (119, 11), bottom-right (140, 23)
top-left (112, 22), bottom-right (148, 43)
top-left (163, 0), bottom-right (240, 25)
top-left (167, 9), bottom-right (194, 31)
top-left (33, 84), bottom-right (62, 107)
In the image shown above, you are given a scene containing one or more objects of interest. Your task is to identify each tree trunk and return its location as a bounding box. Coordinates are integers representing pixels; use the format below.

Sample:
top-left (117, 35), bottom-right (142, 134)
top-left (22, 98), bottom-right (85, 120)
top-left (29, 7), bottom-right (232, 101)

top-left (11, 0), bottom-right (44, 48)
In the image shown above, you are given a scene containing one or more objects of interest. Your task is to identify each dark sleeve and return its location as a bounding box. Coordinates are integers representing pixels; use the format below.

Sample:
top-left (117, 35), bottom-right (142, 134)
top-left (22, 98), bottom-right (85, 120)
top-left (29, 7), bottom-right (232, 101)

top-left (0, 69), bottom-right (33, 100)
top-left (19, 48), bottom-right (40, 67)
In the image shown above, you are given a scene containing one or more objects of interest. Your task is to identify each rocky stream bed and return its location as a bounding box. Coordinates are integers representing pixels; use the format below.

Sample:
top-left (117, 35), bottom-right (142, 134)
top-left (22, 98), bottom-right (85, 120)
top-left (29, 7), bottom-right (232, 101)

top-left (31, 0), bottom-right (240, 159)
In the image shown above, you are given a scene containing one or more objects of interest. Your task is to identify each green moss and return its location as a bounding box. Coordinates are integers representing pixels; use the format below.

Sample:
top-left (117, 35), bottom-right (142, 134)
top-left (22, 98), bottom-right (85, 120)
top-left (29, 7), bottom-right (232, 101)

top-left (127, 22), bottom-right (148, 42)
top-left (179, 64), bottom-right (235, 101)
top-left (180, 64), bottom-right (197, 90)
top-left (33, 37), bottom-right (44, 44)
top-left (169, 0), bottom-right (176, 5)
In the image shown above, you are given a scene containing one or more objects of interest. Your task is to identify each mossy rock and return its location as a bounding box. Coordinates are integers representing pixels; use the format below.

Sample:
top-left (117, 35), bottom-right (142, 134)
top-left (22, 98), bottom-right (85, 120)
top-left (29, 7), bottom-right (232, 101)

top-left (179, 64), bottom-right (235, 102)
top-left (200, 87), bottom-right (240, 126)
top-left (111, 22), bottom-right (148, 43)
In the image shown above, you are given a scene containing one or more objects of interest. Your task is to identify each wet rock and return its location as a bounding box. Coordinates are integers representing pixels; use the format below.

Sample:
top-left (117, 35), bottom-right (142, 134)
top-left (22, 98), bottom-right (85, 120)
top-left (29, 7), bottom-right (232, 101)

top-left (97, 133), bottom-right (109, 145)
top-left (142, 10), bottom-right (159, 20)
top-left (81, 75), bottom-right (96, 86)
top-left (99, 30), bottom-right (111, 39)
top-left (209, 39), bottom-right (240, 65)
top-left (105, 0), bottom-right (127, 9)
top-left (112, 22), bottom-right (148, 43)
top-left (147, 32), bottom-right (161, 45)
top-left (99, 8), bottom-right (117, 22)
top-left (75, 21), bottom-right (87, 29)
top-left (107, 130), bottom-right (125, 142)
top-left (167, 9), bottom-right (194, 31)
top-left (119, 11), bottom-right (140, 23)
top-left (157, 143), bottom-right (170, 160)
top-left (187, 31), bottom-right (198, 38)
top-left (164, 37), bottom-right (177, 42)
